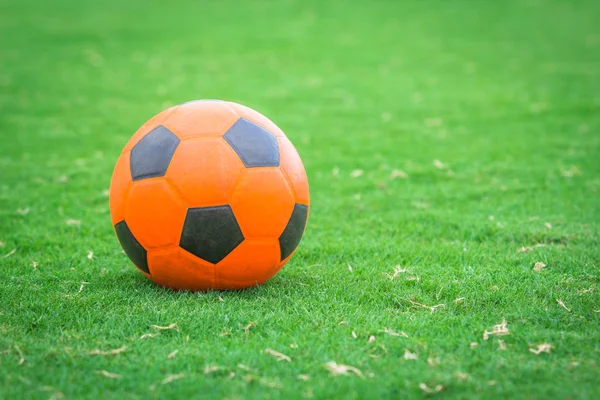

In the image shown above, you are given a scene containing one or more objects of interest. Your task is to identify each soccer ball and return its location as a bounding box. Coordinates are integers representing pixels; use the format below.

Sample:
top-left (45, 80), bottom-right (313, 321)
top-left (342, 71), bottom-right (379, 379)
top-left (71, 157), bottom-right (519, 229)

top-left (109, 100), bottom-right (309, 290)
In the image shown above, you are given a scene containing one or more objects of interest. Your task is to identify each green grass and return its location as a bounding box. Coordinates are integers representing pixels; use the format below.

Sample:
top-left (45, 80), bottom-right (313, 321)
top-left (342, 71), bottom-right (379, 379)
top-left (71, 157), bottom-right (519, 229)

top-left (1, 0), bottom-right (600, 398)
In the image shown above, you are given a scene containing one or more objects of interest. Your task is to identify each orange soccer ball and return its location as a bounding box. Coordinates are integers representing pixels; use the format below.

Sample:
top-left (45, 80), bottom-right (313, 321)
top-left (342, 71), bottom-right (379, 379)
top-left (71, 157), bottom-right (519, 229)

top-left (109, 100), bottom-right (310, 290)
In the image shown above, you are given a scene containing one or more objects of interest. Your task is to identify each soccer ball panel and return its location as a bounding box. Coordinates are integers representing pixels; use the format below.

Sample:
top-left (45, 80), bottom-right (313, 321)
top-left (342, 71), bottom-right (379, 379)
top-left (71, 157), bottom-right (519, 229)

top-left (179, 205), bottom-right (244, 264)
top-left (230, 168), bottom-right (295, 239)
top-left (114, 220), bottom-right (148, 274)
top-left (279, 203), bottom-right (309, 261)
top-left (278, 137), bottom-right (310, 206)
top-left (226, 102), bottom-right (285, 138)
top-left (125, 178), bottom-right (187, 249)
top-left (224, 118), bottom-right (280, 168)
top-left (147, 247), bottom-right (215, 290)
top-left (130, 125), bottom-right (180, 181)
top-left (166, 137), bottom-right (244, 208)
top-left (163, 100), bottom-right (239, 139)
top-left (215, 239), bottom-right (280, 289)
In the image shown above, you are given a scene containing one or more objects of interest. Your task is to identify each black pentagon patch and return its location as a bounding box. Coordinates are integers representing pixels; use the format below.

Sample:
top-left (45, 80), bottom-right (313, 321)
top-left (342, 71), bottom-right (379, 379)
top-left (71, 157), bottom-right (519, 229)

top-left (224, 118), bottom-right (280, 168)
top-left (130, 125), bottom-right (180, 181)
top-left (114, 220), bottom-right (149, 273)
top-left (179, 205), bottom-right (244, 264)
top-left (279, 203), bottom-right (308, 261)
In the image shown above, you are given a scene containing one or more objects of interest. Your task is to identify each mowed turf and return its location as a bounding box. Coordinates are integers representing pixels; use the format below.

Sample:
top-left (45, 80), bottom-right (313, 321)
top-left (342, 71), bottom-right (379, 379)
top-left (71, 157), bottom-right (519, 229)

top-left (1, 0), bottom-right (599, 398)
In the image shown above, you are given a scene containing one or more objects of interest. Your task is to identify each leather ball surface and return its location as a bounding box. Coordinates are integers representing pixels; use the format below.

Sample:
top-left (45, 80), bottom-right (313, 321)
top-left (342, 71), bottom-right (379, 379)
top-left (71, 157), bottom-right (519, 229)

top-left (109, 100), bottom-right (309, 290)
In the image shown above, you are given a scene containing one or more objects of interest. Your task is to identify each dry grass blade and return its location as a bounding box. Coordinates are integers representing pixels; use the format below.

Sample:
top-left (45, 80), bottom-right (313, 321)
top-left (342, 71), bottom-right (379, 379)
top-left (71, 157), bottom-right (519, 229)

top-left (518, 244), bottom-right (546, 253)
top-left (529, 343), bottom-right (552, 355)
top-left (483, 318), bottom-right (509, 340)
top-left (533, 262), bottom-right (546, 272)
top-left (498, 339), bottom-right (507, 350)
top-left (419, 383), bottom-right (445, 393)
top-left (433, 159), bottom-right (446, 169)
top-left (241, 322), bottom-right (256, 333)
top-left (14, 345), bottom-right (25, 365)
top-left (560, 166), bottom-right (581, 177)
top-left (454, 297), bottom-right (465, 304)
top-left (203, 365), bottom-right (223, 374)
top-left (152, 323), bottom-right (180, 332)
top-left (65, 219), bottom-right (81, 226)
top-left (378, 329), bottom-right (408, 338)
top-left (298, 374), bottom-right (310, 381)
top-left (404, 349), bottom-right (418, 360)
top-left (78, 282), bottom-right (89, 292)
top-left (324, 362), bottom-right (365, 379)
top-left (237, 364), bottom-right (254, 372)
top-left (436, 285), bottom-right (444, 300)
top-left (394, 265), bottom-right (409, 274)
top-left (386, 265), bottom-right (409, 280)
top-left (95, 370), bottom-right (120, 379)
top-left (455, 372), bottom-right (470, 381)
top-left (167, 350), bottom-right (178, 359)
top-left (390, 169), bottom-right (408, 179)
top-left (140, 333), bottom-right (159, 340)
top-left (427, 357), bottom-right (440, 367)
top-left (350, 169), bottom-right (364, 178)
top-left (3, 248), bottom-right (16, 258)
top-left (409, 300), bottom-right (445, 312)
top-left (89, 346), bottom-right (127, 356)
top-left (48, 393), bottom-right (64, 400)
top-left (265, 348), bottom-right (291, 362)
top-left (261, 378), bottom-right (283, 388)
top-left (578, 287), bottom-right (594, 295)
top-left (556, 299), bottom-right (570, 311)
top-left (87, 251), bottom-right (94, 260)
top-left (161, 373), bottom-right (185, 384)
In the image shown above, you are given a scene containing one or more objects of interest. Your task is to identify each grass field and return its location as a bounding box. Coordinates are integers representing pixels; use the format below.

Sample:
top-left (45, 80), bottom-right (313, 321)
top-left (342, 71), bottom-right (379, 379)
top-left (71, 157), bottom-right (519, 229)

top-left (1, 0), bottom-right (600, 398)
